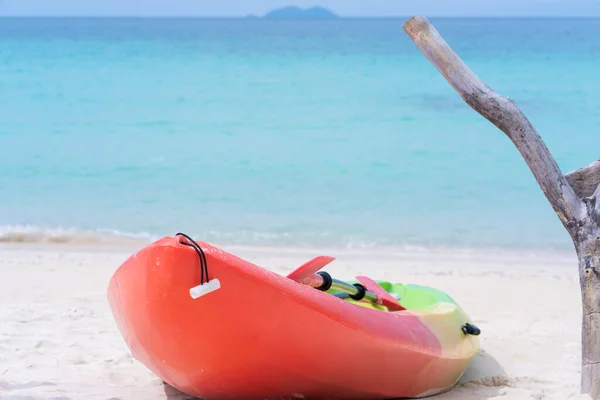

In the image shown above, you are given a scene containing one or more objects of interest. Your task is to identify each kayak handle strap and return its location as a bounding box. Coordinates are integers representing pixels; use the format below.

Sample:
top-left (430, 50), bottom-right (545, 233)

top-left (176, 232), bottom-right (222, 300)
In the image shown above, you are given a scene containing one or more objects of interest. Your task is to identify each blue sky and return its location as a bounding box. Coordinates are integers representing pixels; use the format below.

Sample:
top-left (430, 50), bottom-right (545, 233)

top-left (1, 0), bottom-right (600, 17)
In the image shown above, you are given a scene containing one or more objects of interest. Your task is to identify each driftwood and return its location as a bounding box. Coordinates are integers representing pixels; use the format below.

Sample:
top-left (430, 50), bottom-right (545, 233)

top-left (402, 16), bottom-right (600, 398)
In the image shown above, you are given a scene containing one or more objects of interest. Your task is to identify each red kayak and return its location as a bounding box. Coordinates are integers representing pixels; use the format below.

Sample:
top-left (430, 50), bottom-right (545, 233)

top-left (107, 234), bottom-right (480, 400)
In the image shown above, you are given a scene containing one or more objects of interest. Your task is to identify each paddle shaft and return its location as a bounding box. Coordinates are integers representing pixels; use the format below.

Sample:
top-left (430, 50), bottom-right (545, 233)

top-left (305, 272), bottom-right (379, 304)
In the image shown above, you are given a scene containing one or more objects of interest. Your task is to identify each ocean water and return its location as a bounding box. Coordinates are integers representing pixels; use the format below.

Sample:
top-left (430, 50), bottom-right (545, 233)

top-left (1, 17), bottom-right (599, 250)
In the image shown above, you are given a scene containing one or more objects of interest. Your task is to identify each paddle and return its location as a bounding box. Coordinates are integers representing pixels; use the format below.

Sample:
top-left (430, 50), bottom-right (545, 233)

top-left (287, 256), bottom-right (405, 312)
top-left (286, 256), bottom-right (336, 284)
top-left (355, 275), bottom-right (406, 311)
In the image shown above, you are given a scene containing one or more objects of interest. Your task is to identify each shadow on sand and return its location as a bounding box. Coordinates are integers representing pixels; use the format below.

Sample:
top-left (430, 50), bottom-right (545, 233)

top-left (436, 349), bottom-right (510, 399)
top-left (163, 382), bottom-right (197, 400)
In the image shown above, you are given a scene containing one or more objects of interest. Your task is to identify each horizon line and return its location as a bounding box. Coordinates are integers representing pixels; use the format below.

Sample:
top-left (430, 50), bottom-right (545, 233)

top-left (1, 15), bottom-right (600, 19)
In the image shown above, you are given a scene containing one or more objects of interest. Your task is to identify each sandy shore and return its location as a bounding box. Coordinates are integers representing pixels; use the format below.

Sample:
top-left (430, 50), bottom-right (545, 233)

top-left (0, 242), bottom-right (591, 399)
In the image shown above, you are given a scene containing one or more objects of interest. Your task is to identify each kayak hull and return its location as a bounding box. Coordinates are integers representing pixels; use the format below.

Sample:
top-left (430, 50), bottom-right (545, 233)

top-left (107, 236), bottom-right (479, 400)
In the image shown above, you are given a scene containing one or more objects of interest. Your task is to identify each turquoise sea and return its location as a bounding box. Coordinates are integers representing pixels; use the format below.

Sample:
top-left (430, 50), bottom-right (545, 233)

top-left (1, 18), bottom-right (600, 250)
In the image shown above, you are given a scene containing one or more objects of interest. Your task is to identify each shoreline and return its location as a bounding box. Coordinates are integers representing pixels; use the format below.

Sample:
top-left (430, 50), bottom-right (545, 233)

top-left (0, 222), bottom-right (579, 255)
top-left (0, 237), bottom-right (579, 260)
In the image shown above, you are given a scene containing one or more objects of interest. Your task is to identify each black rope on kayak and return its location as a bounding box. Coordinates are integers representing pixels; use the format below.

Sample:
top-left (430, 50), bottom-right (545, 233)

top-left (176, 233), bottom-right (209, 285)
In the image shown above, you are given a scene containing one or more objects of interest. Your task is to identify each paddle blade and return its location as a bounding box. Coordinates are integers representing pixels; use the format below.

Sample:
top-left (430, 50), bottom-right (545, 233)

top-left (287, 256), bottom-right (335, 282)
top-left (355, 275), bottom-right (406, 311)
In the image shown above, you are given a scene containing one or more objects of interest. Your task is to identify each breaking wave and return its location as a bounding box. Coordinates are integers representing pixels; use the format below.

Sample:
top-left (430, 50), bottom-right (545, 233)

top-left (0, 225), bottom-right (157, 245)
top-left (0, 225), bottom-right (576, 261)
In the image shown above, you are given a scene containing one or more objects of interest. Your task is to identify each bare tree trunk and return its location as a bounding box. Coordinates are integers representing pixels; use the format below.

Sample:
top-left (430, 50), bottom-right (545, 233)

top-left (578, 245), bottom-right (600, 396)
top-left (576, 196), bottom-right (600, 397)
top-left (401, 16), bottom-right (600, 398)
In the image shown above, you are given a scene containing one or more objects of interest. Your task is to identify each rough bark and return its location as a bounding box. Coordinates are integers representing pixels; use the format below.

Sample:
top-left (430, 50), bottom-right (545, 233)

top-left (402, 15), bottom-right (600, 398)
top-left (566, 159), bottom-right (600, 198)
top-left (578, 239), bottom-right (600, 397)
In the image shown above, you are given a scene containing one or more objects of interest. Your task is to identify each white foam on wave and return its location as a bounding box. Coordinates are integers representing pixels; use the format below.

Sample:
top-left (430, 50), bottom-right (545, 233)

top-left (0, 225), bottom-right (157, 245)
top-left (0, 225), bottom-right (577, 265)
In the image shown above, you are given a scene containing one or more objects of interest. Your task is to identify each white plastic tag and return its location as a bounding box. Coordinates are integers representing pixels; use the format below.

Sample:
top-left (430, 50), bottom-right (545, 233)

top-left (189, 279), bottom-right (221, 300)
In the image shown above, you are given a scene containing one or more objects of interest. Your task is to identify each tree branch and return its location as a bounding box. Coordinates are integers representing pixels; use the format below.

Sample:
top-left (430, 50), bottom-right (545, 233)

top-left (566, 159), bottom-right (600, 199)
top-left (402, 16), bottom-right (585, 230)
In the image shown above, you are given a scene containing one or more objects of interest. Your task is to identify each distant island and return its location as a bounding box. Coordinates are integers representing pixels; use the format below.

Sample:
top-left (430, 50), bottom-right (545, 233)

top-left (259, 6), bottom-right (339, 20)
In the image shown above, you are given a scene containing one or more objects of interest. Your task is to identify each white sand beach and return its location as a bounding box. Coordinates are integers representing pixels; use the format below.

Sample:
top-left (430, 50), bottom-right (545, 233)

top-left (0, 242), bottom-right (591, 400)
